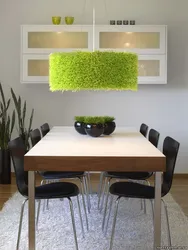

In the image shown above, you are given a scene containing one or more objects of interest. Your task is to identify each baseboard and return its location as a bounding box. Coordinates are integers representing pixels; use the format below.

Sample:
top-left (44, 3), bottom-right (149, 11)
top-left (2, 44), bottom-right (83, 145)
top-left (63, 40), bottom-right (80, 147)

top-left (173, 173), bottom-right (188, 178)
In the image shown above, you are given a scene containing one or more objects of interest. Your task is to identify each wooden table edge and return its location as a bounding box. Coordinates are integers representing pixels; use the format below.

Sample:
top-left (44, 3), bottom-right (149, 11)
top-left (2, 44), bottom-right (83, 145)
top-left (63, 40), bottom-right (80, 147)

top-left (24, 155), bottom-right (166, 172)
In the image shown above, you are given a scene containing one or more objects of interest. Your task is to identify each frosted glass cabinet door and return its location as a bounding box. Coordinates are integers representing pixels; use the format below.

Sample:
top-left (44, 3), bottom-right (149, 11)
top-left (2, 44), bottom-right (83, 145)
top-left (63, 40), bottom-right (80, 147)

top-left (96, 26), bottom-right (166, 54)
top-left (22, 25), bottom-right (93, 53)
top-left (22, 55), bottom-right (49, 83)
top-left (138, 55), bottom-right (166, 84)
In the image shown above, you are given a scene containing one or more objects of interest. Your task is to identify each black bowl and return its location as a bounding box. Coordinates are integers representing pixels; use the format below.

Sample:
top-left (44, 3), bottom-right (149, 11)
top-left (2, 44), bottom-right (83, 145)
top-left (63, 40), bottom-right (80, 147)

top-left (74, 121), bottom-right (87, 135)
top-left (84, 123), bottom-right (104, 137)
top-left (103, 121), bottom-right (116, 135)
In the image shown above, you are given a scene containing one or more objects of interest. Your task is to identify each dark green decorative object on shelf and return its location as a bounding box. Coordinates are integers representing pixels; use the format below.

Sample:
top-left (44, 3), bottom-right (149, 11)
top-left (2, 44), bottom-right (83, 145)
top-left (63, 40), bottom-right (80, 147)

top-left (49, 51), bottom-right (138, 92)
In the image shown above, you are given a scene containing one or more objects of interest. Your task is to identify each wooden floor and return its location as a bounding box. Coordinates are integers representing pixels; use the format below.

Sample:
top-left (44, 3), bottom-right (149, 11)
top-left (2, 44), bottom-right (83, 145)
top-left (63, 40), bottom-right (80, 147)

top-left (0, 174), bottom-right (188, 216)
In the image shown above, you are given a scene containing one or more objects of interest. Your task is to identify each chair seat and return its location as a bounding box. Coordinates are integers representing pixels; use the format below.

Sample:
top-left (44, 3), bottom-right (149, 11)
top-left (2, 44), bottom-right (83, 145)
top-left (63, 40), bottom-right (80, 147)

top-left (39, 171), bottom-right (85, 179)
top-left (110, 182), bottom-right (156, 199)
top-left (35, 182), bottom-right (79, 199)
top-left (106, 171), bottom-right (153, 180)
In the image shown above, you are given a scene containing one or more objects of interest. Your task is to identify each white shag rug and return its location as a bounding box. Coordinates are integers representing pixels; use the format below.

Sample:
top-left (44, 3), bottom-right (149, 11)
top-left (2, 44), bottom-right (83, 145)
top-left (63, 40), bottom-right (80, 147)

top-left (0, 192), bottom-right (188, 250)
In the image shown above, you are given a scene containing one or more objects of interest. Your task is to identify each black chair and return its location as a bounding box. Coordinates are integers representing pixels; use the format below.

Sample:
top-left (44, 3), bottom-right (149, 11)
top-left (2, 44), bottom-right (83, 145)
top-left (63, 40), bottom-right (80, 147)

top-left (40, 124), bottom-right (92, 213)
top-left (40, 123), bottom-right (50, 137)
top-left (106, 136), bottom-right (180, 249)
top-left (8, 137), bottom-right (84, 250)
top-left (140, 123), bottom-right (149, 137)
top-left (30, 128), bottom-right (91, 219)
top-left (98, 129), bottom-right (160, 217)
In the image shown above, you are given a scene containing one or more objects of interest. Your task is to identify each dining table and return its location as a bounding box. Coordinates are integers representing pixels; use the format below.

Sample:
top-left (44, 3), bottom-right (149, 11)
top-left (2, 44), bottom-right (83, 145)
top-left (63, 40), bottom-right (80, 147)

top-left (24, 126), bottom-right (166, 250)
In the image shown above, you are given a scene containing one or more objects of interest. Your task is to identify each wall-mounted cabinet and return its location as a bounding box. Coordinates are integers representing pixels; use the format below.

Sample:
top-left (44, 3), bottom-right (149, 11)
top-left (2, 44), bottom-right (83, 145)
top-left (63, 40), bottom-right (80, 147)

top-left (21, 25), bottom-right (167, 84)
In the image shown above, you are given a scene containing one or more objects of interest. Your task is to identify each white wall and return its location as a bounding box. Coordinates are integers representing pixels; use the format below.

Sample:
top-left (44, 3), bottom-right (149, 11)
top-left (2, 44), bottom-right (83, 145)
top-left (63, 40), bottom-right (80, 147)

top-left (0, 0), bottom-right (188, 173)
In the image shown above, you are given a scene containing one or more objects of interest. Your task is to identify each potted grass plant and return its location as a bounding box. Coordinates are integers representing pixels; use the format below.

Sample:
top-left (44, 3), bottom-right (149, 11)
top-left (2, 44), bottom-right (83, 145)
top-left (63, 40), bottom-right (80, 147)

top-left (74, 116), bottom-right (86, 135)
top-left (84, 116), bottom-right (105, 137)
top-left (10, 88), bottom-right (34, 151)
top-left (0, 83), bottom-right (15, 184)
top-left (103, 116), bottom-right (116, 135)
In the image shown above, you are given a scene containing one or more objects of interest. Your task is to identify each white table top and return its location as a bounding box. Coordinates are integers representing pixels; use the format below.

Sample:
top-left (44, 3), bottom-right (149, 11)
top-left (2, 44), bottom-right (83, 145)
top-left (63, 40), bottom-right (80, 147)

top-left (26, 126), bottom-right (164, 158)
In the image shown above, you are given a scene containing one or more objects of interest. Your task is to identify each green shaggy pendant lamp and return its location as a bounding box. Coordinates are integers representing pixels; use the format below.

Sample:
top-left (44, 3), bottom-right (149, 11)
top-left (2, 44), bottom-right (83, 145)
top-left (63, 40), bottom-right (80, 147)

top-left (49, 5), bottom-right (138, 92)
top-left (49, 51), bottom-right (138, 91)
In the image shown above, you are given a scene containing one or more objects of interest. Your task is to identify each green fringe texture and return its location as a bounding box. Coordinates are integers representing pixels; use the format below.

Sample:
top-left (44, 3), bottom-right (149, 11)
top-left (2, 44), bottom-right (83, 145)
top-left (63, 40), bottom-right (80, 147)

top-left (49, 51), bottom-right (138, 91)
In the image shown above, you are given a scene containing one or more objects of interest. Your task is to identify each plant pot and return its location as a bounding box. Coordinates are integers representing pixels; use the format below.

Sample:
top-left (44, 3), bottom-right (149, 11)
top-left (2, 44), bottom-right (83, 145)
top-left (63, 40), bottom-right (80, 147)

top-left (104, 121), bottom-right (116, 135)
top-left (84, 123), bottom-right (104, 137)
top-left (74, 121), bottom-right (87, 135)
top-left (0, 149), bottom-right (11, 184)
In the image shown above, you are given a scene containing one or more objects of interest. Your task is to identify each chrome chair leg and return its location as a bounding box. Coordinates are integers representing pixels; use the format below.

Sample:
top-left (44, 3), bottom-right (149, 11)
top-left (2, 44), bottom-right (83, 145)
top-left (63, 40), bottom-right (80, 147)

top-left (98, 172), bottom-right (105, 197)
top-left (143, 180), bottom-right (151, 214)
top-left (80, 177), bottom-right (89, 231)
top-left (102, 178), bottom-right (111, 230)
top-left (98, 172), bottom-right (105, 211)
top-left (109, 197), bottom-right (121, 250)
top-left (104, 195), bottom-right (114, 236)
top-left (16, 199), bottom-right (28, 250)
top-left (41, 180), bottom-right (47, 212)
top-left (46, 180), bottom-right (50, 210)
top-left (100, 177), bottom-right (108, 212)
top-left (143, 199), bottom-right (146, 214)
top-left (47, 198), bottom-right (50, 210)
top-left (68, 198), bottom-right (79, 250)
top-left (85, 174), bottom-right (91, 211)
top-left (77, 196), bottom-right (85, 238)
top-left (140, 199), bottom-right (143, 210)
top-left (87, 172), bottom-right (92, 195)
top-left (162, 199), bottom-right (172, 247)
top-left (83, 176), bottom-right (90, 213)
top-left (36, 200), bottom-right (41, 230)
top-left (150, 199), bottom-right (154, 221)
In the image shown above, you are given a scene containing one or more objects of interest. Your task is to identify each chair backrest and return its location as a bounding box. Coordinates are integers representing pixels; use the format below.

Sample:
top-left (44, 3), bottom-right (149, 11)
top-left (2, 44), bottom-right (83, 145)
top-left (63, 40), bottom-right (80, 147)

top-left (40, 123), bottom-right (50, 137)
top-left (162, 136), bottom-right (180, 196)
top-left (30, 128), bottom-right (41, 147)
top-left (8, 137), bottom-right (28, 197)
top-left (140, 123), bottom-right (148, 137)
top-left (148, 129), bottom-right (160, 148)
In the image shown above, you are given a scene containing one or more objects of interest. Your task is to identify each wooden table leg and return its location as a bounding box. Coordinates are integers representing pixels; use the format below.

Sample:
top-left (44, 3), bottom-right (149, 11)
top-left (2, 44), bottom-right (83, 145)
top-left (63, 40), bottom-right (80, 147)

top-left (29, 171), bottom-right (35, 250)
top-left (154, 172), bottom-right (162, 249)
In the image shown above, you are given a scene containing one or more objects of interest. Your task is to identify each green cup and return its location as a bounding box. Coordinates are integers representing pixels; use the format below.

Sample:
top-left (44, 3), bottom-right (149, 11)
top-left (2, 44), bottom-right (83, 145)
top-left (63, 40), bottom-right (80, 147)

top-left (65, 16), bottom-right (74, 25)
top-left (52, 16), bottom-right (61, 25)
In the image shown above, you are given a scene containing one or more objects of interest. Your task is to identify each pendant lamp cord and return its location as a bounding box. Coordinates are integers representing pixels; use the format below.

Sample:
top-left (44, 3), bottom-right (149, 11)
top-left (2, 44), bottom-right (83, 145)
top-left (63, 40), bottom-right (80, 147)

top-left (81, 0), bottom-right (87, 23)
top-left (82, 0), bottom-right (108, 51)
top-left (92, 0), bottom-right (95, 51)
